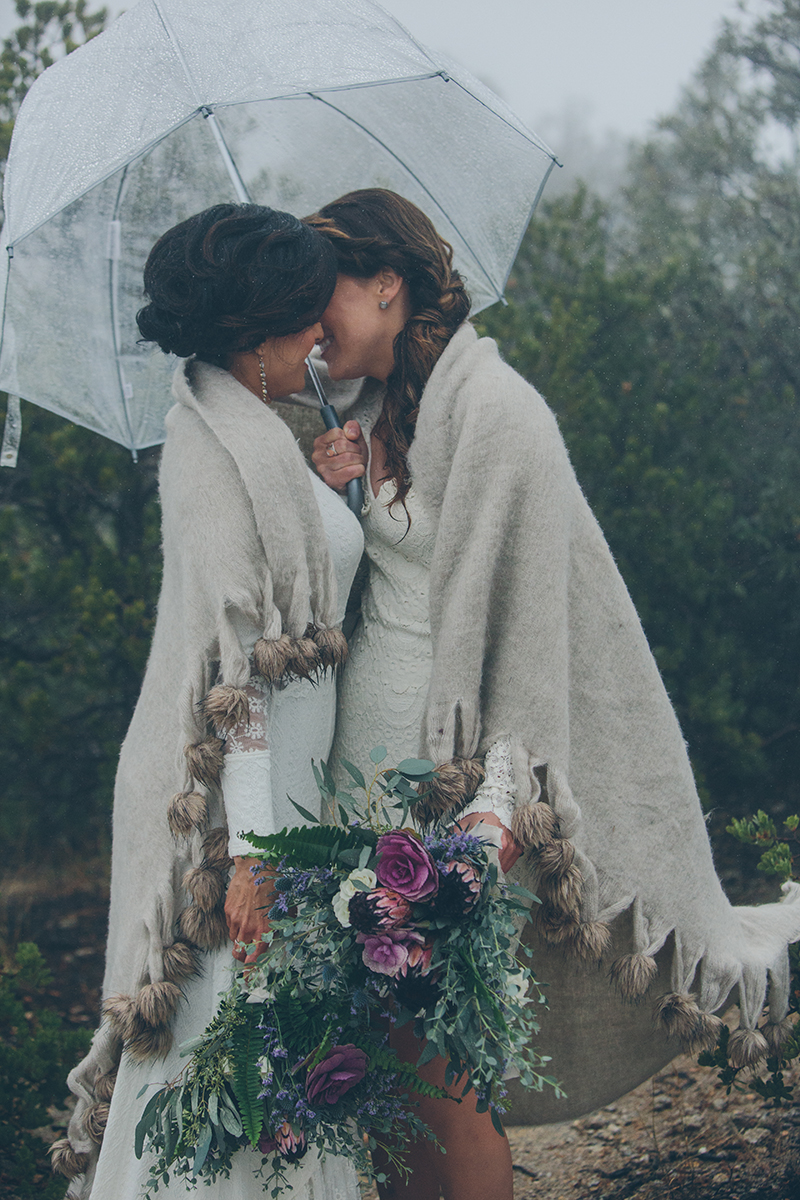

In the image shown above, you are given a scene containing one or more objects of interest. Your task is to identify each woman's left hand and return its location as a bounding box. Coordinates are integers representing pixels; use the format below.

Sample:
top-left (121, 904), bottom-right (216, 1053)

top-left (225, 857), bottom-right (276, 964)
top-left (454, 811), bottom-right (523, 873)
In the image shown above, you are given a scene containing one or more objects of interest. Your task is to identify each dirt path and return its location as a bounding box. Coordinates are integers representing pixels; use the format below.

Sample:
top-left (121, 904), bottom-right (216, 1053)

top-left (506, 1051), bottom-right (799, 1200)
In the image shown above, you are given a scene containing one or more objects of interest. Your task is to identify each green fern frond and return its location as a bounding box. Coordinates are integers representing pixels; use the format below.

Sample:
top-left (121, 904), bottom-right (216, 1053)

top-left (357, 1042), bottom-right (451, 1101)
top-left (229, 1004), bottom-right (264, 1147)
top-left (243, 822), bottom-right (377, 866)
top-left (271, 988), bottom-right (328, 1056)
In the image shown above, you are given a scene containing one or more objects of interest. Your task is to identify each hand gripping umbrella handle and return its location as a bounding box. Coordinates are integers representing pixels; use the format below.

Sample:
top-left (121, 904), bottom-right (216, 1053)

top-left (306, 358), bottom-right (364, 516)
top-left (320, 402), bottom-right (365, 515)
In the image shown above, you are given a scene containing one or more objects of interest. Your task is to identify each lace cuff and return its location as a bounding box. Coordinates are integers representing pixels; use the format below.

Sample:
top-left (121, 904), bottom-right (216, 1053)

top-left (223, 750), bottom-right (275, 857)
top-left (458, 737), bottom-right (516, 831)
top-left (220, 674), bottom-right (274, 856)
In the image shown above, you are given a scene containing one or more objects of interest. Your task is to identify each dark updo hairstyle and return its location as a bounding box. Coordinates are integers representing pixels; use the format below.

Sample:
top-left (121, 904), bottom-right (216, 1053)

top-left (305, 189), bottom-right (471, 514)
top-left (137, 203), bottom-right (337, 367)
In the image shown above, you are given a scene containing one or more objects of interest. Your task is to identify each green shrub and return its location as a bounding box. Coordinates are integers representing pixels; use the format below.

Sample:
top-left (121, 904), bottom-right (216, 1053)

top-left (0, 943), bottom-right (91, 1199)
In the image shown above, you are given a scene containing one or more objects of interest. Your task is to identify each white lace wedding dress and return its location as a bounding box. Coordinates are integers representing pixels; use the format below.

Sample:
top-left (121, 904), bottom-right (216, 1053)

top-left (89, 472), bottom-right (363, 1200)
top-left (332, 480), bottom-right (513, 823)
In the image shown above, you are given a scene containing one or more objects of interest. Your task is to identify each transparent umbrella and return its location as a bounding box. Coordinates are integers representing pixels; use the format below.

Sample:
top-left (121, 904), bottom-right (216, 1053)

top-left (0, 0), bottom-right (557, 457)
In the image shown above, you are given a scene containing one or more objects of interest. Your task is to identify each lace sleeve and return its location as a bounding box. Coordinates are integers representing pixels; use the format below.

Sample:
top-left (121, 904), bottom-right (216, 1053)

top-left (220, 672), bottom-right (275, 857)
top-left (457, 737), bottom-right (516, 831)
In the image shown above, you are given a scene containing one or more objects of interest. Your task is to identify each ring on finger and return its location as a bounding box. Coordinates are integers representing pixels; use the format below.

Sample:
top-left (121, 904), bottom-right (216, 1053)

top-left (326, 443), bottom-right (338, 457)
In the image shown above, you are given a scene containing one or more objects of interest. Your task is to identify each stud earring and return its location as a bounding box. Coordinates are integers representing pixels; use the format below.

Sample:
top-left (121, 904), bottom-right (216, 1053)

top-left (257, 353), bottom-right (270, 404)
top-left (379, 300), bottom-right (388, 310)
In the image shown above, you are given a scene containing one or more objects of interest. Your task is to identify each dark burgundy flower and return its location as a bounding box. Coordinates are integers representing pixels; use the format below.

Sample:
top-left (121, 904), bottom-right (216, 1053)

top-left (258, 1132), bottom-right (277, 1155)
top-left (394, 938), bottom-right (438, 1011)
top-left (435, 859), bottom-right (482, 917)
top-left (375, 831), bottom-right (438, 901)
top-left (275, 1121), bottom-right (307, 1162)
top-left (348, 887), bottom-right (412, 933)
top-left (306, 1044), bottom-right (368, 1104)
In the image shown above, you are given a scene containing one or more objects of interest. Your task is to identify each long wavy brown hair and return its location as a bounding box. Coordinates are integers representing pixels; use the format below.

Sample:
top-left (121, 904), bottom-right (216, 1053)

top-left (305, 189), bottom-right (471, 515)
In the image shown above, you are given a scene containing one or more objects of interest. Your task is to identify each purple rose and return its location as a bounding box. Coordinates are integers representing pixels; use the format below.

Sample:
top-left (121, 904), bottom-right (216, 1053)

top-left (375, 831), bottom-right (439, 901)
top-left (359, 932), bottom-right (410, 976)
top-left (306, 1044), bottom-right (368, 1105)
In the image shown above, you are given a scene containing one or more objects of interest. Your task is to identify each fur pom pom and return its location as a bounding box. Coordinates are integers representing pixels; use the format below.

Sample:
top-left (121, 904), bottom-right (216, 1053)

top-left (162, 940), bottom-right (202, 984)
top-left (82, 1101), bottom-right (110, 1145)
top-left (414, 758), bottom-right (486, 825)
top-left (728, 1026), bottom-right (770, 1069)
top-left (311, 625), bottom-right (348, 670)
top-left (179, 903), bottom-right (229, 950)
top-left (201, 684), bottom-right (249, 734)
top-left (103, 993), bottom-right (136, 1043)
top-left (94, 1068), bottom-right (117, 1103)
top-left (609, 953), bottom-right (659, 1000)
top-left (763, 1015), bottom-right (795, 1056)
top-left (134, 980), bottom-right (182, 1028)
top-left (125, 1023), bottom-right (174, 1063)
top-left (692, 1010), bottom-right (725, 1054)
top-left (49, 1138), bottom-right (90, 1179)
top-left (511, 801), bottom-right (559, 850)
top-left (567, 919), bottom-right (611, 961)
top-left (253, 633), bottom-right (293, 683)
top-left (537, 865), bottom-right (582, 916)
top-left (535, 836), bottom-right (575, 877)
top-left (201, 825), bottom-right (233, 871)
top-left (286, 636), bottom-right (321, 682)
top-left (655, 992), bottom-right (702, 1043)
top-left (183, 865), bottom-right (227, 912)
top-left (530, 902), bottom-right (580, 943)
top-left (184, 737), bottom-right (225, 788)
top-left (167, 790), bottom-right (208, 838)
top-left (535, 839), bottom-right (582, 915)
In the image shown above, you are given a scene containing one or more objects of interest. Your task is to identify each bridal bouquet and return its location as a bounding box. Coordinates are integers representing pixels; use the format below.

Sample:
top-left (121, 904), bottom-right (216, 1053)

top-left (136, 750), bottom-right (560, 1195)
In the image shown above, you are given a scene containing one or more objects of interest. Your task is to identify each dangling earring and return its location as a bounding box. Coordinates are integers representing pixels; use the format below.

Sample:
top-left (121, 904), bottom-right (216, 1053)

top-left (257, 353), bottom-right (270, 405)
top-left (379, 300), bottom-right (389, 310)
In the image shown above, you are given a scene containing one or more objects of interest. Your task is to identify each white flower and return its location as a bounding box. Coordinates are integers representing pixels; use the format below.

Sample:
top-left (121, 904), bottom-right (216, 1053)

top-left (245, 985), bottom-right (274, 1005)
top-left (332, 867), bottom-right (378, 927)
top-left (504, 969), bottom-right (531, 1005)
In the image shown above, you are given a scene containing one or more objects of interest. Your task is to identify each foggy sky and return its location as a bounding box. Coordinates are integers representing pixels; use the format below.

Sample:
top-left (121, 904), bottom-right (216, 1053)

top-left (0, 0), bottom-right (768, 138)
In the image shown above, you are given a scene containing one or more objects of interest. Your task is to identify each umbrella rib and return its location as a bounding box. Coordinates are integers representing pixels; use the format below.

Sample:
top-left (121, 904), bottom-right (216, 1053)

top-left (501, 157), bottom-right (559, 300)
top-left (108, 164), bottom-right (138, 455)
top-left (309, 93), bottom-right (504, 304)
top-left (152, 0), bottom-right (204, 108)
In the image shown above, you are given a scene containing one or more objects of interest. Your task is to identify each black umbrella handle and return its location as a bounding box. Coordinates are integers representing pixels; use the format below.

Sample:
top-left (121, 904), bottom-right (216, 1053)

top-left (320, 403), bottom-right (365, 515)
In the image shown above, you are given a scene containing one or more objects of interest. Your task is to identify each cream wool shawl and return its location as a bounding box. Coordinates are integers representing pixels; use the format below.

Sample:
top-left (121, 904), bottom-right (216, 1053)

top-left (55, 360), bottom-right (347, 1194)
top-left (348, 322), bottom-right (800, 1115)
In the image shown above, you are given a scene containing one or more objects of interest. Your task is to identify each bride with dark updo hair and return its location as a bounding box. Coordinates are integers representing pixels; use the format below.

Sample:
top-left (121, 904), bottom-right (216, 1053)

top-left (53, 204), bottom-right (363, 1200)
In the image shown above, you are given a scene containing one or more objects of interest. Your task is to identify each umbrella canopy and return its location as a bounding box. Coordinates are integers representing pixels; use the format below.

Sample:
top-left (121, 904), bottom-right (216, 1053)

top-left (0, 0), bottom-right (556, 452)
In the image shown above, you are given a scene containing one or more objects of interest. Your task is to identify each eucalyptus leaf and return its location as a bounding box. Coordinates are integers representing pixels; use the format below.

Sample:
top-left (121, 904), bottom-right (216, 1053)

top-left (369, 745), bottom-right (388, 764)
top-left (417, 1041), bottom-right (439, 1067)
top-left (396, 758), bottom-right (436, 778)
top-left (339, 758), bottom-right (367, 788)
top-left (490, 1106), bottom-right (506, 1137)
top-left (191, 1123), bottom-right (213, 1175)
top-left (288, 798), bottom-right (320, 824)
top-left (321, 759), bottom-right (337, 797)
top-left (134, 1089), bottom-right (165, 1159)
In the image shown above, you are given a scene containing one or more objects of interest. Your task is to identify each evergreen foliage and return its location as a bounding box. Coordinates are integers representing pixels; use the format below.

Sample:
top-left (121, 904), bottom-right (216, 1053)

top-left (0, 943), bottom-right (91, 1198)
top-left (479, 0), bottom-right (800, 817)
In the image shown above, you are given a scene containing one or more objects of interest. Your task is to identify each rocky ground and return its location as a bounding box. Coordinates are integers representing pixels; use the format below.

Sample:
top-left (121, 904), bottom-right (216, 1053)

top-left (360, 1053), bottom-right (800, 1200)
top-left (5, 874), bottom-right (799, 1200)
